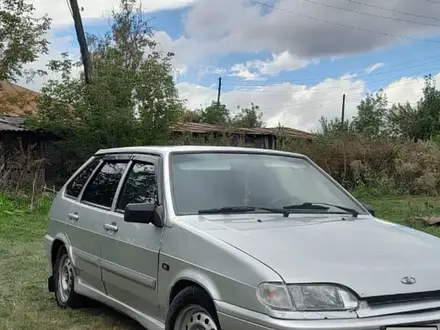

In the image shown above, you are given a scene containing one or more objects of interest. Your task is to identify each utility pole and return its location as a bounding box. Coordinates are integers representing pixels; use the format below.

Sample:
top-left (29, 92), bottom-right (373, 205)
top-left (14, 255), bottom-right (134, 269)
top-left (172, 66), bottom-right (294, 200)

top-left (69, 0), bottom-right (92, 84)
top-left (217, 77), bottom-right (222, 106)
top-left (341, 93), bottom-right (346, 123)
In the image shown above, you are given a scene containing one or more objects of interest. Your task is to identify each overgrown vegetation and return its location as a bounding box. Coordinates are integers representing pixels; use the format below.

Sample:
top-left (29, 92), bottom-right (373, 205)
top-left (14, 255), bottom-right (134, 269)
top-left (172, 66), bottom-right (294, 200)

top-left (1, 0), bottom-right (440, 197)
top-left (280, 135), bottom-right (440, 196)
top-left (300, 75), bottom-right (440, 196)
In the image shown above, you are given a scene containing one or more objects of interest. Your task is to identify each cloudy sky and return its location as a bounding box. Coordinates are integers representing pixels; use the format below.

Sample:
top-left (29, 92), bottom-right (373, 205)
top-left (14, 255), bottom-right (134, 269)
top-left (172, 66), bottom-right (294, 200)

top-left (21, 0), bottom-right (440, 131)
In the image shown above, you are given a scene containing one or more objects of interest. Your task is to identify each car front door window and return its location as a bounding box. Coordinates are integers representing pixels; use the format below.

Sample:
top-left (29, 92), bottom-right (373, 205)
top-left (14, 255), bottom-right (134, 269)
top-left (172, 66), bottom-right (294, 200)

top-left (116, 162), bottom-right (158, 212)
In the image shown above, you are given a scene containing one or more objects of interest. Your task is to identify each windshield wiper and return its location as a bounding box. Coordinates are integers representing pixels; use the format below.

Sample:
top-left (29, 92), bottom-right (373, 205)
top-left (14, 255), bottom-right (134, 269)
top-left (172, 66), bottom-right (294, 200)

top-left (283, 202), bottom-right (359, 218)
top-left (198, 206), bottom-right (289, 217)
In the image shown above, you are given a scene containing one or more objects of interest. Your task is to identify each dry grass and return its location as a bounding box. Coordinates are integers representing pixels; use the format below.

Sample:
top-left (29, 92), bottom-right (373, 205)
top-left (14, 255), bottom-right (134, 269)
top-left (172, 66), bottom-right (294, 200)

top-left (282, 134), bottom-right (440, 195)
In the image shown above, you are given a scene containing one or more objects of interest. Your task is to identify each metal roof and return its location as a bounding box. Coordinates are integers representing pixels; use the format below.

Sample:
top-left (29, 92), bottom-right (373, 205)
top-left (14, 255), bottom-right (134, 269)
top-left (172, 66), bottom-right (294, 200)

top-left (170, 122), bottom-right (314, 139)
top-left (0, 116), bottom-right (30, 132)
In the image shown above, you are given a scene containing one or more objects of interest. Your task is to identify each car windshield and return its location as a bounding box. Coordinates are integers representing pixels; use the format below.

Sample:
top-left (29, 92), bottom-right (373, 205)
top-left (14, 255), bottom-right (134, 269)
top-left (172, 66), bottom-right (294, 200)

top-left (170, 152), bottom-right (365, 216)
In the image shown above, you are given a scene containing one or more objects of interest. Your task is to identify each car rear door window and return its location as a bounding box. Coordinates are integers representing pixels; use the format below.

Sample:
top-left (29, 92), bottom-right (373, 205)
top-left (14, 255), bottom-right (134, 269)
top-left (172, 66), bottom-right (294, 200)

top-left (65, 158), bottom-right (101, 199)
top-left (81, 161), bottom-right (128, 209)
top-left (116, 162), bottom-right (158, 212)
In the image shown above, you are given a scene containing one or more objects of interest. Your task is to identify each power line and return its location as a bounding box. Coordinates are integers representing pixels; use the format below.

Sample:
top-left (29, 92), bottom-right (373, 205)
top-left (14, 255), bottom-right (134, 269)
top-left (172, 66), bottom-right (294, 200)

top-left (222, 56), bottom-right (440, 87)
top-left (251, 0), bottom-right (440, 45)
top-left (297, 0), bottom-right (440, 28)
top-left (221, 69), bottom-right (438, 100)
top-left (338, 0), bottom-right (440, 22)
top-left (261, 96), bottom-right (344, 111)
top-left (222, 65), bottom-right (439, 92)
top-left (217, 78), bottom-right (428, 115)
top-left (222, 53), bottom-right (440, 88)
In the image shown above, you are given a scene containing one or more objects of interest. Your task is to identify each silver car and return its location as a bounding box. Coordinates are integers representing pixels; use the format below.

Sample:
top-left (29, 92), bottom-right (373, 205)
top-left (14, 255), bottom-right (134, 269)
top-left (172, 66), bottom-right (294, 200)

top-left (44, 146), bottom-right (440, 330)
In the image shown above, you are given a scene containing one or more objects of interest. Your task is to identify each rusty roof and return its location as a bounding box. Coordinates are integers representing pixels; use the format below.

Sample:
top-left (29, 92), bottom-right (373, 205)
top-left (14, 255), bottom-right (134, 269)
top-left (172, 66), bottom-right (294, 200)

top-left (0, 81), bottom-right (39, 117)
top-left (170, 122), bottom-right (278, 136)
top-left (171, 122), bottom-right (314, 139)
top-left (266, 126), bottom-right (315, 139)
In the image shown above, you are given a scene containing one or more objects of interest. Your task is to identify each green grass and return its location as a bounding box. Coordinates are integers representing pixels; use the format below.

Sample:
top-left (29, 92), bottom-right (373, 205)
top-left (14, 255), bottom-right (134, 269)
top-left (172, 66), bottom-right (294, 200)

top-left (354, 194), bottom-right (440, 237)
top-left (0, 194), bottom-right (142, 330)
top-left (1, 193), bottom-right (440, 329)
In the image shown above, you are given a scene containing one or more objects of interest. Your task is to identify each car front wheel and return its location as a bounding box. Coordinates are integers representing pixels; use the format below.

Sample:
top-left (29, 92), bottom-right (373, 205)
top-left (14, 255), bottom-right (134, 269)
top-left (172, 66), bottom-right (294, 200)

top-left (166, 286), bottom-right (221, 330)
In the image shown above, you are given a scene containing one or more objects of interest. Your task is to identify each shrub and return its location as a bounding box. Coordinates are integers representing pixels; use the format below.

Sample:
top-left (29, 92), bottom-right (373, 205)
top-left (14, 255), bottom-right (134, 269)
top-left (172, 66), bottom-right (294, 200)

top-left (280, 133), bottom-right (440, 196)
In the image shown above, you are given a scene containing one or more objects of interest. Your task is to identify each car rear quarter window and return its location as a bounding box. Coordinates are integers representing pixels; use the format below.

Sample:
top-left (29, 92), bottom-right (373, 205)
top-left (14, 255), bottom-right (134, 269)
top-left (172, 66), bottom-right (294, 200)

top-left (65, 158), bottom-right (101, 199)
top-left (116, 162), bottom-right (158, 212)
top-left (81, 161), bottom-right (128, 208)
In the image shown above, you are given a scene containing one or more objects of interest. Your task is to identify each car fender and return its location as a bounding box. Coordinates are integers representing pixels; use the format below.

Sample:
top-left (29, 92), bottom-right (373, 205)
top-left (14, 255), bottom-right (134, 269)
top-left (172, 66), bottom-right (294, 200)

top-left (166, 268), bottom-right (222, 307)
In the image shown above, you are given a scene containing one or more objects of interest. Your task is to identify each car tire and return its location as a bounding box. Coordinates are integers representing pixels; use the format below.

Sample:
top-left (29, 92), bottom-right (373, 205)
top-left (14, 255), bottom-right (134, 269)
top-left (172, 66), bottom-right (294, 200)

top-left (165, 286), bottom-right (221, 330)
top-left (53, 246), bottom-right (82, 308)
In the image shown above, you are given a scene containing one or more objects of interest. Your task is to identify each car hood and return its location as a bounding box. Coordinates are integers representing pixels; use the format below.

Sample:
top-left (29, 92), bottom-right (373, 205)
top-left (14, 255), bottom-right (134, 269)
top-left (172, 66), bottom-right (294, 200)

top-left (187, 214), bottom-right (440, 298)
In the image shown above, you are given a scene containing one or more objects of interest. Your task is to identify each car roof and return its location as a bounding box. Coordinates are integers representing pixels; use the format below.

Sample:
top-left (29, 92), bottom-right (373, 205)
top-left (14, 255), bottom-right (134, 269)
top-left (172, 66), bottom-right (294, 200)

top-left (95, 145), bottom-right (305, 158)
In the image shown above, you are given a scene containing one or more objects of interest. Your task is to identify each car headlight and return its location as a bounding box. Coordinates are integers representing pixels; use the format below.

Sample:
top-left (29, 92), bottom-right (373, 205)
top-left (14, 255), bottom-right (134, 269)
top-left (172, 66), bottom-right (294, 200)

top-left (289, 284), bottom-right (359, 311)
top-left (257, 283), bottom-right (359, 312)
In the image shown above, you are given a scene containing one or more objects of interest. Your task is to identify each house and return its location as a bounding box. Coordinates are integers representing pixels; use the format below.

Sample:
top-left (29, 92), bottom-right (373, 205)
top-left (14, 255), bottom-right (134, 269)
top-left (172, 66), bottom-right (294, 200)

top-left (0, 81), bottom-right (58, 189)
top-left (0, 81), bottom-right (315, 189)
top-left (170, 122), bottom-right (314, 149)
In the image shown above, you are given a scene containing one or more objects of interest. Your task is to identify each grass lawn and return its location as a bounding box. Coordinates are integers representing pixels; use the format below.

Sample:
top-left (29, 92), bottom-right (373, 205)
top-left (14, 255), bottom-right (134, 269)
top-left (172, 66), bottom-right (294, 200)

top-left (0, 195), bottom-right (142, 330)
top-left (1, 193), bottom-right (440, 329)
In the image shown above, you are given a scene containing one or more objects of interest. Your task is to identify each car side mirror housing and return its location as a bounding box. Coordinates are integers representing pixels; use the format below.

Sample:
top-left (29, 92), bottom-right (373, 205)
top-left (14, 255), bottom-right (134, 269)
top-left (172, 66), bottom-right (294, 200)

top-left (124, 203), bottom-right (163, 227)
top-left (362, 203), bottom-right (375, 217)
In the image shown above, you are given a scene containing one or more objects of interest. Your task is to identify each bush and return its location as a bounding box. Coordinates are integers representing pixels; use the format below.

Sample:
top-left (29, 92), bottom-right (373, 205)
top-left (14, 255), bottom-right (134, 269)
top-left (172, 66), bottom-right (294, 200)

top-left (279, 133), bottom-right (440, 196)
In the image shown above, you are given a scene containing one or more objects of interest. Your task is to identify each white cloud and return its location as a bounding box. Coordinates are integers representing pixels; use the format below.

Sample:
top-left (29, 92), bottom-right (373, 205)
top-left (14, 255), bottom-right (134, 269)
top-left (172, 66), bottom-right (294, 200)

top-left (17, 32), bottom-right (81, 91)
top-left (33, 0), bottom-right (199, 25)
top-left (251, 51), bottom-right (312, 76)
top-left (365, 62), bottom-right (384, 74)
top-left (178, 72), bottom-right (440, 132)
top-left (178, 75), bottom-right (365, 131)
top-left (228, 51), bottom-right (311, 80)
top-left (230, 64), bottom-right (265, 81)
top-left (153, 31), bottom-right (192, 77)
top-left (384, 73), bottom-right (440, 106)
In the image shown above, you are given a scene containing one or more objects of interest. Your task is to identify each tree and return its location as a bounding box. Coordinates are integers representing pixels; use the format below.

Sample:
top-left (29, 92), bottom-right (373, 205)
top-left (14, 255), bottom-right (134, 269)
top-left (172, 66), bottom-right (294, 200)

top-left (387, 76), bottom-right (440, 141)
top-left (31, 0), bottom-right (182, 176)
top-left (352, 90), bottom-right (388, 136)
top-left (0, 0), bottom-right (51, 81)
top-left (414, 75), bottom-right (440, 140)
top-left (388, 102), bottom-right (420, 139)
top-left (231, 103), bottom-right (264, 128)
top-left (199, 101), bottom-right (231, 125)
top-left (180, 108), bottom-right (202, 123)
top-left (318, 116), bottom-right (353, 135)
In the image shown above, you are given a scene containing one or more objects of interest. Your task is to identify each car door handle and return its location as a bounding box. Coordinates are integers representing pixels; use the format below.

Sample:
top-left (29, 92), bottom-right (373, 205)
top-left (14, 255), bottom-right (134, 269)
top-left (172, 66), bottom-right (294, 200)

top-left (104, 224), bottom-right (118, 232)
top-left (68, 213), bottom-right (79, 221)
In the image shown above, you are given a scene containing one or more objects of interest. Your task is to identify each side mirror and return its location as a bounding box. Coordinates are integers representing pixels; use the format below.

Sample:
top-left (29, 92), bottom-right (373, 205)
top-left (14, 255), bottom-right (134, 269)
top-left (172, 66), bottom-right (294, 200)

top-left (362, 203), bottom-right (375, 217)
top-left (124, 203), bottom-right (163, 227)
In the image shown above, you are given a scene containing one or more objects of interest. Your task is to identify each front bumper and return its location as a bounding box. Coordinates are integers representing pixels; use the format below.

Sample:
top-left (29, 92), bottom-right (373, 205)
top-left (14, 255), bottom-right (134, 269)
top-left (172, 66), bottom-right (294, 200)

top-left (215, 301), bottom-right (440, 330)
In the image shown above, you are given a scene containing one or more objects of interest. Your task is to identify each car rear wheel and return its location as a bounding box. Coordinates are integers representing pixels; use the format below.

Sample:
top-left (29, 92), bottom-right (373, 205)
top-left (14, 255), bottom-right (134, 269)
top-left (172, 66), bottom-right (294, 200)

top-left (54, 246), bottom-right (82, 308)
top-left (166, 286), bottom-right (221, 330)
